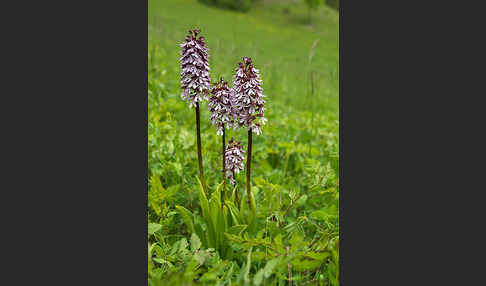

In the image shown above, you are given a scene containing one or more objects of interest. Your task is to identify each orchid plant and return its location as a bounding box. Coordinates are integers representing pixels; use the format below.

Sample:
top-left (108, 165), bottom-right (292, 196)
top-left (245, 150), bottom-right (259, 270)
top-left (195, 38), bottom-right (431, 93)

top-left (224, 138), bottom-right (245, 205)
top-left (180, 30), bottom-right (265, 212)
top-left (180, 29), bottom-right (211, 192)
top-left (232, 57), bottom-right (266, 210)
top-left (209, 78), bottom-right (236, 198)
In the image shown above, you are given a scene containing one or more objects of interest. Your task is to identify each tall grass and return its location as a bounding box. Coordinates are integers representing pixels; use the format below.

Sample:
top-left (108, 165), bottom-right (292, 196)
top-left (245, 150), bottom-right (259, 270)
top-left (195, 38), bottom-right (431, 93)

top-left (148, 0), bottom-right (338, 115)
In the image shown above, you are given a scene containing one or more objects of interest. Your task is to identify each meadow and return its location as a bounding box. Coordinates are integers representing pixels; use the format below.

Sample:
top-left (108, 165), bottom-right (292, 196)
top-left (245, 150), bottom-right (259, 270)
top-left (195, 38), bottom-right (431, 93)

top-left (148, 0), bottom-right (339, 284)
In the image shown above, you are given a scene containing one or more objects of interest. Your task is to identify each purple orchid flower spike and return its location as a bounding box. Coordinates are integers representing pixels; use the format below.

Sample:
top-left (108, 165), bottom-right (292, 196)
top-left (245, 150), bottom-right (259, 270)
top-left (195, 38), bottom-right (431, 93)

top-left (209, 78), bottom-right (236, 135)
top-left (232, 57), bottom-right (266, 210)
top-left (233, 57), bottom-right (266, 135)
top-left (225, 138), bottom-right (245, 187)
top-left (179, 29), bottom-right (211, 193)
top-left (180, 29), bottom-right (211, 108)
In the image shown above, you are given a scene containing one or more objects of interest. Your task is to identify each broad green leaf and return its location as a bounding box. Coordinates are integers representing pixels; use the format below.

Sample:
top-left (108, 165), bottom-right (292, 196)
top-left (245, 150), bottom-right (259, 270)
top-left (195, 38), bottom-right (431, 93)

top-left (254, 268), bottom-right (265, 285)
top-left (249, 189), bottom-right (257, 212)
top-left (221, 205), bottom-right (229, 256)
top-left (175, 205), bottom-right (195, 234)
top-left (190, 233), bottom-right (201, 251)
top-left (199, 261), bottom-right (228, 282)
top-left (152, 258), bottom-right (173, 268)
top-left (292, 258), bottom-right (322, 271)
top-left (178, 238), bottom-right (188, 252)
top-left (148, 223), bottom-right (162, 236)
top-left (229, 185), bottom-right (237, 204)
top-left (209, 197), bottom-right (221, 249)
top-left (305, 252), bottom-right (330, 261)
top-left (289, 232), bottom-right (305, 251)
top-left (225, 201), bottom-right (243, 225)
top-left (243, 247), bottom-right (253, 283)
top-left (194, 222), bottom-right (207, 247)
top-left (198, 177), bottom-right (215, 248)
top-left (263, 258), bottom-right (280, 278)
top-left (170, 162), bottom-right (182, 177)
top-left (251, 251), bottom-right (265, 262)
top-left (274, 234), bottom-right (285, 253)
top-left (193, 250), bottom-right (212, 266)
top-left (310, 210), bottom-right (329, 221)
top-left (152, 244), bottom-right (164, 258)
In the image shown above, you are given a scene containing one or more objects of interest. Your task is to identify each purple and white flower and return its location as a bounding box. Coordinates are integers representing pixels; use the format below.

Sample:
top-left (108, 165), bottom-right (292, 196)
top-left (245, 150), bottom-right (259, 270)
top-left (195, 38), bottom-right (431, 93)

top-left (232, 57), bottom-right (266, 135)
top-left (208, 78), bottom-right (236, 135)
top-left (225, 138), bottom-right (245, 185)
top-left (180, 29), bottom-right (211, 108)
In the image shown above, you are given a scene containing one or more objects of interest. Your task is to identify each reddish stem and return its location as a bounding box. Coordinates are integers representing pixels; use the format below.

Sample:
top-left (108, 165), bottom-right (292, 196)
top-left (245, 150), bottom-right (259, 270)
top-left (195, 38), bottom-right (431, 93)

top-left (222, 126), bottom-right (226, 202)
top-left (246, 129), bottom-right (252, 210)
top-left (195, 102), bottom-right (206, 193)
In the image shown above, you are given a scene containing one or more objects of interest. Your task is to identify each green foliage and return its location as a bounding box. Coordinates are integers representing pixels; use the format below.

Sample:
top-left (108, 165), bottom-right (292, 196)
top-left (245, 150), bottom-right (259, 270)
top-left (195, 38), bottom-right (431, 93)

top-left (198, 0), bottom-right (254, 12)
top-left (148, 0), bottom-right (339, 284)
top-left (304, 0), bottom-right (323, 9)
top-left (176, 179), bottom-right (252, 259)
top-left (149, 0), bottom-right (339, 113)
top-left (303, 0), bottom-right (323, 23)
top-left (326, 0), bottom-right (339, 10)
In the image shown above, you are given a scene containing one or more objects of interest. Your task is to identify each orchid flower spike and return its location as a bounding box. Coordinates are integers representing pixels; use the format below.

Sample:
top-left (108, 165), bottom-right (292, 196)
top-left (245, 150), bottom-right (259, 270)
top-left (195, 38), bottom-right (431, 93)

top-left (225, 138), bottom-right (245, 185)
top-left (209, 77), bottom-right (236, 135)
top-left (180, 29), bottom-right (211, 108)
top-left (233, 57), bottom-right (266, 135)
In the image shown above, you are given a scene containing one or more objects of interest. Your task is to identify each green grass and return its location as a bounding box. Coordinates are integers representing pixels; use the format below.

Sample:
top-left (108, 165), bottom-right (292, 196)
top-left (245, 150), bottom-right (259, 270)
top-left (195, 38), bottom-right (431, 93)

top-left (148, 1), bottom-right (339, 285)
top-left (149, 0), bottom-right (338, 114)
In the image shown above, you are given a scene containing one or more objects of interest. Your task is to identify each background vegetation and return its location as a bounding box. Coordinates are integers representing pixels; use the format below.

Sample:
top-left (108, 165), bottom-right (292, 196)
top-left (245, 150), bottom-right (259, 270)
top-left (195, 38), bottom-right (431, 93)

top-left (148, 0), bottom-right (339, 284)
